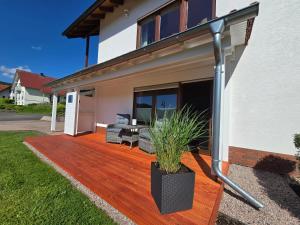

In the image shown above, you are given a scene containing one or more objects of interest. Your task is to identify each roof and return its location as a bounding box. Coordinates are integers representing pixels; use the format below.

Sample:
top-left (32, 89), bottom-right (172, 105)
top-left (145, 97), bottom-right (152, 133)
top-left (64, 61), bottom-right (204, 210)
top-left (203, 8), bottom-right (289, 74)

top-left (63, 0), bottom-right (124, 38)
top-left (0, 83), bottom-right (10, 92)
top-left (17, 70), bottom-right (55, 91)
top-left (16, 70), bottom-right (64, 95)
top-left (49, 3), bottom-right (259, 88)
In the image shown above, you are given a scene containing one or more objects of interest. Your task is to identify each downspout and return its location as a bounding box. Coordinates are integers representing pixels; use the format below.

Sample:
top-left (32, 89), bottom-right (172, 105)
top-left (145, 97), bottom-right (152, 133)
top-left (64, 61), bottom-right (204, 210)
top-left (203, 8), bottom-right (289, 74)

top-left (210, 19), bottom-right (264, 209)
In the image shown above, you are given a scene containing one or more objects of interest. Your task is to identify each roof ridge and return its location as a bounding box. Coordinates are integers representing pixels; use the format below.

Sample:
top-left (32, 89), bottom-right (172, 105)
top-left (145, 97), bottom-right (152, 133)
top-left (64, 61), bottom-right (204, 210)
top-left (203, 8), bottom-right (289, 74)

top-left (16, 69), bottom-right (56, 79)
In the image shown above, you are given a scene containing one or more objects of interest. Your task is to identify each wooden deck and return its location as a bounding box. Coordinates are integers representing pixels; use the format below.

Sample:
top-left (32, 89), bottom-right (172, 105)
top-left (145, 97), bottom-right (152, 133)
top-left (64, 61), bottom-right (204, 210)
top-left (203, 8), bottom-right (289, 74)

top-left (25, 133), bottom-right (228, 225)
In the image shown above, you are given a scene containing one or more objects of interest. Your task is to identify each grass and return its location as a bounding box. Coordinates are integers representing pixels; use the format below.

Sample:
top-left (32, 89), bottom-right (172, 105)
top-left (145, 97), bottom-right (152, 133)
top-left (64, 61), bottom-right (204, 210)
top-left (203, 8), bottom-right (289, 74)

top-left (0, 131), bottom-right (115, 225)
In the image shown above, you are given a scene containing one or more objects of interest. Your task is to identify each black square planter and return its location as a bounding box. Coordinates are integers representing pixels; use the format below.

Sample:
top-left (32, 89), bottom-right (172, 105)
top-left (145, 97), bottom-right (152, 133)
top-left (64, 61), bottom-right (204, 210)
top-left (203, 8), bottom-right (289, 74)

top-left (151, 162), bottom-right (195, 214)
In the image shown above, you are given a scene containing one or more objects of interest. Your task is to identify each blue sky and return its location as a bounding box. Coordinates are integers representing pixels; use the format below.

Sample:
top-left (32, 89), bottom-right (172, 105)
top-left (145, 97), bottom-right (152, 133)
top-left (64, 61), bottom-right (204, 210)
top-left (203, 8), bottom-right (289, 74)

top-left (0, 0), bottom-right (99, 83)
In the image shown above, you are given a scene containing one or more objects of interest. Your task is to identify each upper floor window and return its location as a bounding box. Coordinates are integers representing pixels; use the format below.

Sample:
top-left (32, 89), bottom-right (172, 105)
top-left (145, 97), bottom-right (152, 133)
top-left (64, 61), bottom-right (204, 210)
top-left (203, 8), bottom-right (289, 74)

top-left (187, 0), bottom-right (212, 28)
top-left (160, 3), bottom-right (180, 39)
top-left (137, 0), bottom-right (213, 48)
top-left (140, 17), bottom-right (156, 47)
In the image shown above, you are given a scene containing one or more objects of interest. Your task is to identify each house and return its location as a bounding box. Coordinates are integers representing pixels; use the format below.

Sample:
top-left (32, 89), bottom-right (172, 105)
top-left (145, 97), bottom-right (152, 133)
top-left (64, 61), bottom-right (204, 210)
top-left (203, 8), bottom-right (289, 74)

top-left (0, 81), bottom-right (11, 99)
top-left (48, 0), bottom-right (299, 165)
top-left (10, 70), bottom-right (64, 105)
top-left (46, 0), bottom-right (300, 207)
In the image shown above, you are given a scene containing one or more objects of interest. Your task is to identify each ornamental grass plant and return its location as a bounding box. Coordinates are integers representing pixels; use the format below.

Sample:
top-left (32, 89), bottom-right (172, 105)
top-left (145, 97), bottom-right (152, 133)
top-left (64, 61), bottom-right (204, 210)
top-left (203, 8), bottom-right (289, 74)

top-left (150, 106), bottom-right (207, 173)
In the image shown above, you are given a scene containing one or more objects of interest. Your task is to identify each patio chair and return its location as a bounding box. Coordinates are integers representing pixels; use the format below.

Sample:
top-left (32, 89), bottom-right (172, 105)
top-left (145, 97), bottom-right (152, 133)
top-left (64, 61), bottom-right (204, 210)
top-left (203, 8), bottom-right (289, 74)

top-left (106, 114), bottom-right (130, 144)
top-left (138, 127), bottom-right (155, 154)
top-left (138, 120), bottom-right (163, 154)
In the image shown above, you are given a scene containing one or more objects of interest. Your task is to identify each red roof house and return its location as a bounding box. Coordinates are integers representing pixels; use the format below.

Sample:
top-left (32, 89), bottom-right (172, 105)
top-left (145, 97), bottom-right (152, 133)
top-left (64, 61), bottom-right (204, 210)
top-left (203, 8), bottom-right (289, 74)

top-left (16, 70), bottom-right (56, 93)
top-left (11, 70), bottom-right (64, 105)
top-left (0, 81), bottom-right (11, 98)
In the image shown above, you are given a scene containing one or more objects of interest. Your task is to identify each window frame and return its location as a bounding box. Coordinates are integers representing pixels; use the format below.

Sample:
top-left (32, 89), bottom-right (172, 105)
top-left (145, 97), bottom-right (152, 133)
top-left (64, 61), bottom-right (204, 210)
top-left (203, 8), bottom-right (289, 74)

top-left (136, 0), bottom-right (215, 49)
top-left (133, 88), bottom-right (179, 125)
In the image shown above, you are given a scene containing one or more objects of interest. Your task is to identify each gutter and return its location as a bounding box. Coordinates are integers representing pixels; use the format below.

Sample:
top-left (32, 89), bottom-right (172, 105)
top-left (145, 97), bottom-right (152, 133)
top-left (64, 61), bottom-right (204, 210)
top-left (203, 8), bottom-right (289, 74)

top-left (47, 3), bottom-right (259, 88)
top-left (209, 7), bottom-right (264, 209)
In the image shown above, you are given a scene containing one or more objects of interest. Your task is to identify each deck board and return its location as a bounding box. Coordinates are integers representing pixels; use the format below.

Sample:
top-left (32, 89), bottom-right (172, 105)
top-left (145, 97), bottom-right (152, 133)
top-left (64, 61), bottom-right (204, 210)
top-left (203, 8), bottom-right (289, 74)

top-left (25, 133), bottom-right (228, 225)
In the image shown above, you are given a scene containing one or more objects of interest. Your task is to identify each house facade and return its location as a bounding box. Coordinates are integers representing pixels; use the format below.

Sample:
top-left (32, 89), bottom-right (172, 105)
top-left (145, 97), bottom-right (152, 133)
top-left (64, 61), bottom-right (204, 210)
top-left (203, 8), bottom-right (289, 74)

top-left (0, 81), bottom-right (11, 99)
top-left (11, 70), bottom-right (64, 105)
top-left (48, 0), bottom-right (300, 165)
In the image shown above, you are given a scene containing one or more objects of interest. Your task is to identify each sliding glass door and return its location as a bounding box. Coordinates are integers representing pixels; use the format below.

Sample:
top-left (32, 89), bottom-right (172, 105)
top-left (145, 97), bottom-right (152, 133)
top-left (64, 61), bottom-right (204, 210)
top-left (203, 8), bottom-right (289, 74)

top-left (134, 89), bottom-right (178, 124)
top-left (155, 93), bottom-right (177, 120)
top-left (135, 95), bottom-right (152, 124)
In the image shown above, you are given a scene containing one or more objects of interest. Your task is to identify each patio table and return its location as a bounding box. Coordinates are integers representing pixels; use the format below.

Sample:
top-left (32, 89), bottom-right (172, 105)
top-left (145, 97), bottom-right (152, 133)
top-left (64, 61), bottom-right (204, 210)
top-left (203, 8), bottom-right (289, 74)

top-left (121, 125), bottom-right (148, 148)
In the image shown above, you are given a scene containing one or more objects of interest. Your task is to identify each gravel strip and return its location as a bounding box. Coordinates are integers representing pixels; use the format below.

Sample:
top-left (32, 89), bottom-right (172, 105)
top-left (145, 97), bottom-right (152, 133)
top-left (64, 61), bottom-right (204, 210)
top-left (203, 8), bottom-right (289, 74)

top-left (219, 164), bottom-right (300, 225)
top-left (24, 142), bottom-right (135, 225)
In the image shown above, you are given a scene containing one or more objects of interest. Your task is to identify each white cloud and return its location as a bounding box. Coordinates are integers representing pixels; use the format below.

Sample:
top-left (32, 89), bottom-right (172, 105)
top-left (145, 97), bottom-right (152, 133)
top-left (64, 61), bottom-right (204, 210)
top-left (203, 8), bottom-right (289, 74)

top-left (0, 65), bottom-right (31, 79)
top-left (31, 46), bottom-right (42, 51)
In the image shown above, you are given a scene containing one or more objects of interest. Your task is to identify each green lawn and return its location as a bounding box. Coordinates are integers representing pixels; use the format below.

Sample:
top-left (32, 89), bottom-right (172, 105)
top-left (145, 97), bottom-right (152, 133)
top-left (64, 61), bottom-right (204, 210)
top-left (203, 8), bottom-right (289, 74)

top-left (0, 131), bottom-right (115, 225)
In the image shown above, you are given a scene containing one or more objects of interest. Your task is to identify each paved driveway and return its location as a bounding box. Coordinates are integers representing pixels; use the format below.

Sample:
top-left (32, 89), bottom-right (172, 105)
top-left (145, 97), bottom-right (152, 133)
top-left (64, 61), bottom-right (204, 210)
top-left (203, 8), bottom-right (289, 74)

top-left (0, 112), bottom-right (64, 134)
top-left (0, 112), bottom-right (44, 121)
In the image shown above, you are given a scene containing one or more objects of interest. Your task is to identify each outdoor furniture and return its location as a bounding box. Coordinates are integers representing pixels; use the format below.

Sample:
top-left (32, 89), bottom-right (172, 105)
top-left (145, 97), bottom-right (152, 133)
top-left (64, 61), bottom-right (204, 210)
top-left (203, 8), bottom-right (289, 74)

top-left (121, 125), bottom-right (140, 148)
top-left (106, 114), bottom-right (130, 144)
top-left (139, 127), bottom-right (155, 154)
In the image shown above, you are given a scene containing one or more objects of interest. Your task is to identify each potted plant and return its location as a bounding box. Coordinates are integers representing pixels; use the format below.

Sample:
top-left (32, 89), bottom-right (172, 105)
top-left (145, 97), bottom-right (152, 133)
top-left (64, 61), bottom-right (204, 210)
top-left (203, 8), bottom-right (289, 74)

top-left (149, 107), bottom-right (207, 214)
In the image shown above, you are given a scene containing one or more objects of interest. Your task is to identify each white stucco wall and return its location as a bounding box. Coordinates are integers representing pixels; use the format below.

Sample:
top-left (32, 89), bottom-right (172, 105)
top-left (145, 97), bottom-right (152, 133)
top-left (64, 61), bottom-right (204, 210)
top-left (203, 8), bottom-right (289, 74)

top-left (98, 0), bottom-right (170, 63)
top-left (218, 0), bottom-right (300, 155)
top-left (25, 88), bottom-right (51, 105)
top-left (12, 79), bottom-right (51, 105)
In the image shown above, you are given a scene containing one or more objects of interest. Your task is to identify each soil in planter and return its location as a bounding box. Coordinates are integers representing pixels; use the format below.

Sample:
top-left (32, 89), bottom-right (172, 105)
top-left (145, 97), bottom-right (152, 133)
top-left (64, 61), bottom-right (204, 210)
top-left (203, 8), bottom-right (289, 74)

top-left (154, 162), bottom-right (192, 175)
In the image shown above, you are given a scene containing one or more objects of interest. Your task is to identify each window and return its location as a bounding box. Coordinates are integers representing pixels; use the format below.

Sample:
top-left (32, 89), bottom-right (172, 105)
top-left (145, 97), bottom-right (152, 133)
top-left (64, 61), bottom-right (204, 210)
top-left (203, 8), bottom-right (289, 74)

top-left (133, 89), bottom-right (178, 124)
top-left (68, 95), bottom-right (73, 103)
top-left (137, 0), bottom-right (213, 48)
top-left (160, 3), bottom-right (180, 39)
top-left (140, 17), bottom-right (155, 47)
top-left (135, 95), bottom-right (152, 124)
top-left (156, 93), bottom-right (177, 119)
top-left (187, 0), bottom-right (212, 28)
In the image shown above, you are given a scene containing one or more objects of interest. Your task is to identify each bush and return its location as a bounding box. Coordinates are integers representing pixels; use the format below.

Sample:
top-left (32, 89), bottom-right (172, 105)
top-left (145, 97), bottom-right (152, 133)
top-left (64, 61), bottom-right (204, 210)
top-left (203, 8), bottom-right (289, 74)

top-left (0, 98), bottom-right (14, 104)
top-left (57, 103), bottom-right (65, 116)
top-left (1, 104), bottom-right (18, 111)
top-left (150, 106), bottom-right (207, 173)
top-left (0, 102), bottom-right (65, 116)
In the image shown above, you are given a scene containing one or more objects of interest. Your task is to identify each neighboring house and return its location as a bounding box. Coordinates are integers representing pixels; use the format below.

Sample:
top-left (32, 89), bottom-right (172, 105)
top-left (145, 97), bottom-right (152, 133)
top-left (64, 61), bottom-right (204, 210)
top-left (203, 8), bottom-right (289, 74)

top-left (48, 0), bottom-right (300, 168)
top-left (0, 81), bottom-right (11, 99)
top-left (11, 70), bottom-right (64, 105)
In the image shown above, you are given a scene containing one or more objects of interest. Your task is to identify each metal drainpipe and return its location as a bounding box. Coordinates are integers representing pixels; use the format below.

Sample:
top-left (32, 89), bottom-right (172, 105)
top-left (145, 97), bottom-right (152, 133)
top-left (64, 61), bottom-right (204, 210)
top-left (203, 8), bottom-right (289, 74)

top-left (210, 19), bottom-right (264, 209)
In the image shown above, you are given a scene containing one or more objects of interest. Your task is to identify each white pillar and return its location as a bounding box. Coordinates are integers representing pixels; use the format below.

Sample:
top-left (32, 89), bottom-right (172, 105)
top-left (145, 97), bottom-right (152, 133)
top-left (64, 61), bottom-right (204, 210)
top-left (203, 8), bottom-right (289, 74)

top-left (74, 88), bottom-right (80, 135)
top-left (51, 92), bottom-right (58, 132)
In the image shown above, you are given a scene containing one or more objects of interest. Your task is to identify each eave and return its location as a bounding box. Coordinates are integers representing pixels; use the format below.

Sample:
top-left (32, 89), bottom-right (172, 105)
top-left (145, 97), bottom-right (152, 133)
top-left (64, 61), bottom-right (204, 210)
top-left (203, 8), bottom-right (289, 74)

top-left (49, 2), bottom-right (259, 89)
top-left (63, 0), bottom-right (124, 38)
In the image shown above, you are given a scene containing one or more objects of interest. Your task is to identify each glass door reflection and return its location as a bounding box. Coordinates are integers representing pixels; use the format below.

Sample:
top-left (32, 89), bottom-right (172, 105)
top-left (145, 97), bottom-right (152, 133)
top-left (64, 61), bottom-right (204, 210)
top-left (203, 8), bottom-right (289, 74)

top-left (155, 94), bottom-right (177, 120)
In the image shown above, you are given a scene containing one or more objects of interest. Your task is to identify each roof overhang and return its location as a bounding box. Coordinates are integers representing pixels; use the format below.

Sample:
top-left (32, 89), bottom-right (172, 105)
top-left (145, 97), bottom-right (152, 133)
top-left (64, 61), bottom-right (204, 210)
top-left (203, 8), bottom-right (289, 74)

top-left (50, 2), bottom-right (259, 89)
top-left (63, 0), bottom-right (124, 38)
